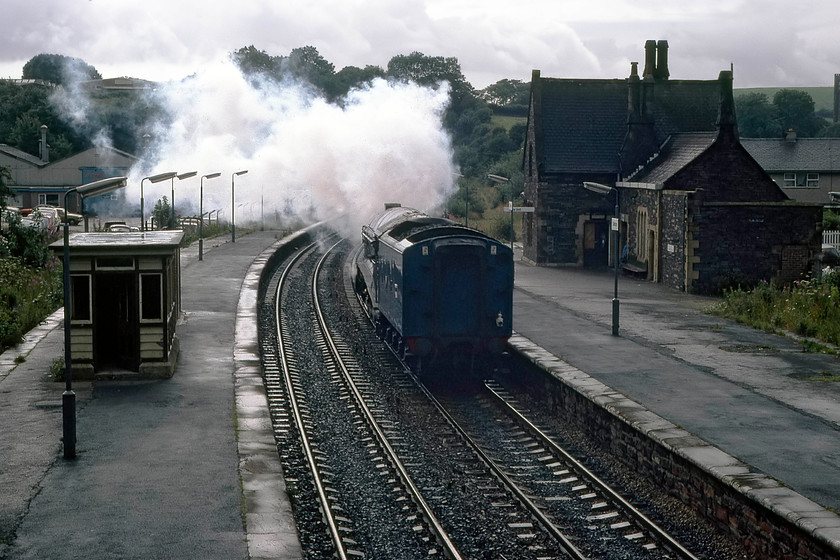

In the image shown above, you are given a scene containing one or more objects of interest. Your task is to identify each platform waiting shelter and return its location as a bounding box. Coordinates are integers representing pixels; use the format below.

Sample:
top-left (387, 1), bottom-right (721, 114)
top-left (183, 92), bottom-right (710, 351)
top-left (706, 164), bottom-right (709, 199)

top-left (51, 230), bottom-right (184, 378)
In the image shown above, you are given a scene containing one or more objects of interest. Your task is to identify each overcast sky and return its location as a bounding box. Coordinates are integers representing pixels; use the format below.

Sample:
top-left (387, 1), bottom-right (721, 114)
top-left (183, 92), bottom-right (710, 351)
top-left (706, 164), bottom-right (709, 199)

top-left (2, 0), bottom-right (839, 89)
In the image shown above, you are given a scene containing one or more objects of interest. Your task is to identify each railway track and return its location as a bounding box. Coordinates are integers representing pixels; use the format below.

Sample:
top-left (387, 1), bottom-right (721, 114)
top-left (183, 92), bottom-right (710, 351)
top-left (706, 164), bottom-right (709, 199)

top-left (257, 238), bottom-right (715, 558)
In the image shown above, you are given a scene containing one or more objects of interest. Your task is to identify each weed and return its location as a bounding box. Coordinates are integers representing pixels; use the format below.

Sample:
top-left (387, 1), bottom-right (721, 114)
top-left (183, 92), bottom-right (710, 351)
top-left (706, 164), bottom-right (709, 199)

top-left (49, 358), bottom-right (65, 381)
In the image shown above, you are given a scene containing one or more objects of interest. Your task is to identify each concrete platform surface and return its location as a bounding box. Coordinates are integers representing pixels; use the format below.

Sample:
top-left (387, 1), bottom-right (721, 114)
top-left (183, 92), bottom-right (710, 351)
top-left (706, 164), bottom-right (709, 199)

top-left (0, 230), bottom-right (302, 560)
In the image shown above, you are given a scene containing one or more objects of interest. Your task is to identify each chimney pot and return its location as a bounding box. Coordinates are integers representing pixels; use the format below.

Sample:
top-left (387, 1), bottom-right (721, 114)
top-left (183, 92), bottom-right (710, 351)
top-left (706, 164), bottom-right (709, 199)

top-left (642, 40), bottom-right (657, 78)
top-left (655, 40), bottom-right (669, 80)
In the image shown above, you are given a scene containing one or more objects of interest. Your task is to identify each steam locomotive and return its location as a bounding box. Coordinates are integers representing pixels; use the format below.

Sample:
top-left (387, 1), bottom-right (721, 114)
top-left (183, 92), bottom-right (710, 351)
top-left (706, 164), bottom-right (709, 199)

top-left (354, 204), bottom-right (513, 372)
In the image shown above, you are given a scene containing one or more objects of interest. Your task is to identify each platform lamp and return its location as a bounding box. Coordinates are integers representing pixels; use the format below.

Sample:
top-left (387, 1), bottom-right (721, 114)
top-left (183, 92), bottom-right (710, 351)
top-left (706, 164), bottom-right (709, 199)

top-left (62, 176), bottom-right (128, 459)
top-left (583, 181), bottom-right (621, 336)
top-left (170, 171), bottom-right (197, 229)
top-left (199, 172), bottom-right (222, 261)
top-left (141, 171), bottom-right (177, 231)
top-left (488, 174), bottom-right (512, 250)
top-left (231, 170), bottom-right (248, 243)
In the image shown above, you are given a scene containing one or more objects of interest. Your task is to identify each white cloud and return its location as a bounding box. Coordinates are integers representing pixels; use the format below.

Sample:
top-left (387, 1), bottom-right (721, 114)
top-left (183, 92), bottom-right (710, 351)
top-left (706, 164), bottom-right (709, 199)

top-left (0, 0), bottom-right (838, 87)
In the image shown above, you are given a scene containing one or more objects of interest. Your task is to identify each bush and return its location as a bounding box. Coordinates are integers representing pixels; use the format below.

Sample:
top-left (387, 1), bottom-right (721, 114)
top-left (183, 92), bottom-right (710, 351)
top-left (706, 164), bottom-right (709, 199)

top-left (0, 257), bottom-right (62, 350)
top-left (712, 278), bottom-right (840, 346)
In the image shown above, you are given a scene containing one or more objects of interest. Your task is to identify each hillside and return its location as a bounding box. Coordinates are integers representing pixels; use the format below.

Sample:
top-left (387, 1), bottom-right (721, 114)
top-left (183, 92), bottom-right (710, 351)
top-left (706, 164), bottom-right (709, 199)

top-left (735, 86), bottom-right (835, 115)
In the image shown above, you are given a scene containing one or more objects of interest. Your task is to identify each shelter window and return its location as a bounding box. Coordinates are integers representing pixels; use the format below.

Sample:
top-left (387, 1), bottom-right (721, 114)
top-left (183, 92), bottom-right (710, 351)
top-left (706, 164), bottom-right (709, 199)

top-left (140, 273), bottom-right (163, 322)
top-left (96, 257), bottom-right (135, 270)
top-left (70, 274), bottom-right (92, 323)
top-left (783, 173), bottom-right (796, 187)
top-left (806, 173), bottom-right (819, 188)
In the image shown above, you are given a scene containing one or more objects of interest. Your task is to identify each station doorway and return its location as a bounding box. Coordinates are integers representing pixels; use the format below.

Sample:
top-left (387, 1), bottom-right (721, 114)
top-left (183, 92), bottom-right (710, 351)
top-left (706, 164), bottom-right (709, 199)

top-left (583, 220), bottom-right (609, 267)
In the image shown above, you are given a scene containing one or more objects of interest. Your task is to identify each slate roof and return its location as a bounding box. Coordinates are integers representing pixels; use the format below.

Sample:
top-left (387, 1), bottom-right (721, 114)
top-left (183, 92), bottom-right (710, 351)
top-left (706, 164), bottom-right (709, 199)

top-left (624, 133), bottom-right (717, 185)
top-left (533, 76), bottom-right (723, 176)
top-left (647, 80), bottom-right (721, 139)
top-left (536, 79), bottom-right (628, 174)
top-left (741, 138), bottom-right (840, 172)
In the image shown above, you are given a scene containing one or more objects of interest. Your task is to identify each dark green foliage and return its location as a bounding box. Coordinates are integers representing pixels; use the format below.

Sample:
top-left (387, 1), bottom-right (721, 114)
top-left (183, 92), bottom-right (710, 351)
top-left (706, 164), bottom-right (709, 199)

top-left (825, 209), bottom-right (840, 231)
top-left (477, 79), bottom-right (530, 116)
top-left (0, 80), bottom-right (87, 159)
top-left (22, 53), bottom-right (101, 86)
top-left (736, 89), bottom-right (829, 138)
top-left (152, 196), bottom-right (172, 230)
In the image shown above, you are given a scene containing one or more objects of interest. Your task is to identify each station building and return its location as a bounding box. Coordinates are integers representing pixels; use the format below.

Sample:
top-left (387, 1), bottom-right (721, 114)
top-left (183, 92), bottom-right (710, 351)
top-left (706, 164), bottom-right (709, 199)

top-left (522, 40), bottom-right (823, 293)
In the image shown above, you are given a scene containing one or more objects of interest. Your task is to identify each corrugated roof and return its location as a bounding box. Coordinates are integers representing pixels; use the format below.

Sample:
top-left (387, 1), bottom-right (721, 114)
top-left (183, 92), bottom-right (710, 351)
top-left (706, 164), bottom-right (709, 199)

top-left (741, 138), bottom-right (840, 172)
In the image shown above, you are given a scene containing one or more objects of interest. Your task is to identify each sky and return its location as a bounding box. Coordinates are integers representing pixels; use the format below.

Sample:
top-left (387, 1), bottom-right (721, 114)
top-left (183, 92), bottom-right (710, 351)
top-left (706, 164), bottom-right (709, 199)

top-left (3, 0), bottom-right (839, 89)
top-left (4, 0), bottom-right (840, 228)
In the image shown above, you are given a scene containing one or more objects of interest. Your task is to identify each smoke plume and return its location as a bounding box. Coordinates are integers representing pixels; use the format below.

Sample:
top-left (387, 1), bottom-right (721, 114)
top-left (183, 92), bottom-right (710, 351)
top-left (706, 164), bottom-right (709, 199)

top-left (133, 58), bottom-right (458, 235)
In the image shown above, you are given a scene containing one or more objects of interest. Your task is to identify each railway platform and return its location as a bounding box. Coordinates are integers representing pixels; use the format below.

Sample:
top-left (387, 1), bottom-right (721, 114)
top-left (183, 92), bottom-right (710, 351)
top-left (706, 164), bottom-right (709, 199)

top-left (0, 230), bottom-right (302, 560)
top-left (511, 250), bottom-right (840, 553)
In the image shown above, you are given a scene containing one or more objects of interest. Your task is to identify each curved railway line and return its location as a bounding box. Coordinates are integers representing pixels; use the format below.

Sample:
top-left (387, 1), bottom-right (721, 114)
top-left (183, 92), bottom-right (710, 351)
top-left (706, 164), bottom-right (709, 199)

top-left (256, 235), bottom-right (728, 558)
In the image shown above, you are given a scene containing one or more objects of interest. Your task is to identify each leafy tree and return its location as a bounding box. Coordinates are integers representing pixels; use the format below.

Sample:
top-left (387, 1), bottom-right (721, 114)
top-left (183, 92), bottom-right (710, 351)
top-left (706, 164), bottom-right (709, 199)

top-left (735, 92), bottom-right (782, 138)
top-left (0, 81), bottom-right (86, 159)
top-left (773, 89), bottom-right (824, 137)
top-left (152, 196), bottom-right (172, 230)
top-left (286, 46), bottom-right (336, 95)
top-left (332, 65), bottom-right (386, 98)
top-left (817, 122), bottom-right (840, 138)
top-left (0, 167), bottom-right (11, 209)
top-left (478, 79), bottom-right (530, 116)
top-left (22, 54), bottom-right (101, 86)
top-left (231, 45), bottom-right (281, 78)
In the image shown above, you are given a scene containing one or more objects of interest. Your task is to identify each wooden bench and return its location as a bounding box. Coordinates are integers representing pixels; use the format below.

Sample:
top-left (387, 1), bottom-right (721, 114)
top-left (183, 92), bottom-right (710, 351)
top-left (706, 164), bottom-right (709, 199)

top-left (622, 259), bottom-right (647, 278)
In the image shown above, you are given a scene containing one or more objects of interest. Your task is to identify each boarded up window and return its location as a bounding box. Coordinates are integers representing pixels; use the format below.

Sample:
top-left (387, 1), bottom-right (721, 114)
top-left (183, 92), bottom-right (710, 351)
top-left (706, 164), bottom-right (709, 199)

top-left (779, 245), bottom-right (809, 283)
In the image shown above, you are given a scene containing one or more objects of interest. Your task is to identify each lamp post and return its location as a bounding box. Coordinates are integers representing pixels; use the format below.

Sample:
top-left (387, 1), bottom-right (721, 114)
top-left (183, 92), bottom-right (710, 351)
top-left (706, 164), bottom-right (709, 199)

top-left (170, 171), bottom-right (197, 229)
top-left (231, 170), bottom-right (248, 243)
top-left (199, 172), bottom-right (221, 261)
top-left (140, 172), bottom-right (177, 231)
top-left (583, 181), bottom-right (621, 336)
top-left (62, 176), bottom-right (128, 459)
top-left (488, 174), bottom-right (512, 249)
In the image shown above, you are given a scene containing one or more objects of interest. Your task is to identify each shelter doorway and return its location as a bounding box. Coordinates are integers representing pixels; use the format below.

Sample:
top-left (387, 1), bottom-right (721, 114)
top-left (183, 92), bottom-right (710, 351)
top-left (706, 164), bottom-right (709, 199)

top-left (94, 272), bottom-right (138, 371)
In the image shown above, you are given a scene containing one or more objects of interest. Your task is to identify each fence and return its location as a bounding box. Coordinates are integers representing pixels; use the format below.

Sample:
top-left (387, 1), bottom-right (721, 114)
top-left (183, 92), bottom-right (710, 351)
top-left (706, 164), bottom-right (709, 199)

top-left (824, 230), bottom-right (840, 248)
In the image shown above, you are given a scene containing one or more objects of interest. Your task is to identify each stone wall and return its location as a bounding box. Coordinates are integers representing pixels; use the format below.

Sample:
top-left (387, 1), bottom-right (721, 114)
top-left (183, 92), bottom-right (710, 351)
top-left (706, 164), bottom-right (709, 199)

top-left (507, 335), bottom-right (840, 560)
top-left (688, 202), bottom-right (822, 293)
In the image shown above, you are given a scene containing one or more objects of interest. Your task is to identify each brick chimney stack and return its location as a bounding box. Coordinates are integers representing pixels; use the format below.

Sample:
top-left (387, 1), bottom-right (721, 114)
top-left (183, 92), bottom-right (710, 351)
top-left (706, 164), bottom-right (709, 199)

top-left (655, 40), bottom-right (669, 80)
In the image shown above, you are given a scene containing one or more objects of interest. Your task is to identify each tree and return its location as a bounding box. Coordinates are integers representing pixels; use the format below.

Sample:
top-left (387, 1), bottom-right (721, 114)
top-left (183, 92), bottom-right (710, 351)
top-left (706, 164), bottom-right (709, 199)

top-left (773, 89), bottom-right (824, 137)
top-left (152, 196), bottom-right (172, 230)
top-left (817, 122), bottom-right (840, 138)
top-left (231, 45), bottom-right (281, 77)
top-left (22, 54), bottom-right (100, 86)
top-left (0, 81), bottom-right (86, 159)
top-left (0, 167), bottom-right (12, 209)
top-left (332, 65), bottom-right (386, 98)
top-left (735, 92), bottom-right (782, 138)
top-left (477, 79), bottom-right (530, 116)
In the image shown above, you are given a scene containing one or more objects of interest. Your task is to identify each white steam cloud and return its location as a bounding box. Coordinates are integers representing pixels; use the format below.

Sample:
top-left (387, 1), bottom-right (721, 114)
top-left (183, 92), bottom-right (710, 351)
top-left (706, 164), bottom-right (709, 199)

top-left (131, 59), bottom-right (458, 235)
